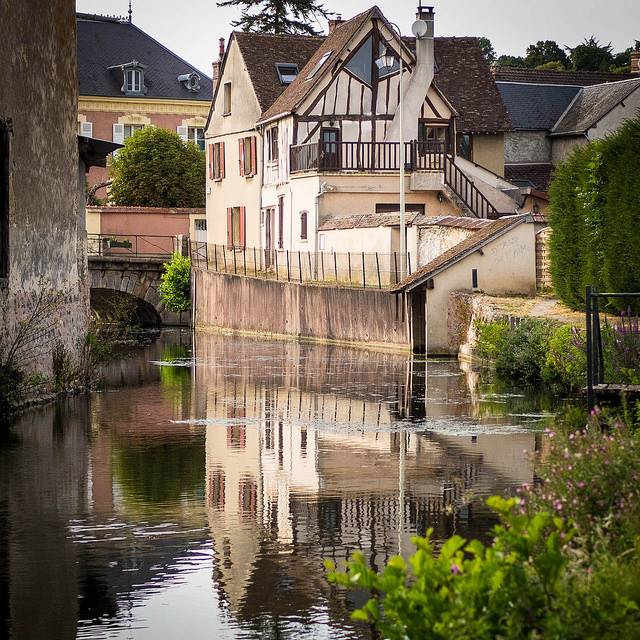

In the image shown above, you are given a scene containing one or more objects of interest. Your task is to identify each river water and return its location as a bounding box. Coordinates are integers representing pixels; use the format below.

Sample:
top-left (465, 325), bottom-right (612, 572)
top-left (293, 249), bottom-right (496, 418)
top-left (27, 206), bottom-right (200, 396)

top-left (0, 331), bottom-right (555, 639)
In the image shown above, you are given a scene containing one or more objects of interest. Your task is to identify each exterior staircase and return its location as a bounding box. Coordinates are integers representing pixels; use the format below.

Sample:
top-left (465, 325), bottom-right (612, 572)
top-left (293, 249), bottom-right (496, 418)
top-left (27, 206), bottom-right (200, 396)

top-left (443, 155), bottom-right (499, 219)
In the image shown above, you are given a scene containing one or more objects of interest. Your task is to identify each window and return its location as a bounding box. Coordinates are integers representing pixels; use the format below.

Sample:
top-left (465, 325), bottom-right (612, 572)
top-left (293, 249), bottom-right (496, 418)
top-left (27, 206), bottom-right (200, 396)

top-left (376, 203), bottom-right (425, 216)
top-left (188, 127), bottom-right (205, 151)
top-left (300, 211), bottom-right (308, 240)
top-left (124, 124), bottom-right (145, 140)
top-left (0, 118), bottom-right (11, 279)
top-left (457, 134), bottom-right (473, 161)
top-left (418, 122), bottom-right (447, 144)
top-left (239, 136), bottom-right (257, 177)
top-left (227, 206), bottom-right (246, 249)
top-left (267, 127), bottom-right (279, 162)
top-left (306, 51), bottom-right (332, 80)
top-left (278, 196), bottom-right (284, 249)
top-left (377, 42), bottom-right (400, 79)
top-left (275, 63), bottom-right (299, 85)
top-left (126, 68), bottom-right (143, 93)
top-left (194, 219), bottom-right (207, 242)
top-left (345, 36), bottom-right (373, 85)
top-left (472, 268), bottom-right (478, 289)
top-left (78, 120), bottom-right (93, 137)
top-left (209, 142), bottom-right (225, 180)
top-left (223, 82), bottom-right (232, 115)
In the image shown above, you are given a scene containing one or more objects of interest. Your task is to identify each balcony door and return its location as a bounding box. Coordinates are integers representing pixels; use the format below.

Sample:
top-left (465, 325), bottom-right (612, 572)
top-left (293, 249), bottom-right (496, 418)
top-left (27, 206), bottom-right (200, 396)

top-left (320, 128), bottom-right (340, 170)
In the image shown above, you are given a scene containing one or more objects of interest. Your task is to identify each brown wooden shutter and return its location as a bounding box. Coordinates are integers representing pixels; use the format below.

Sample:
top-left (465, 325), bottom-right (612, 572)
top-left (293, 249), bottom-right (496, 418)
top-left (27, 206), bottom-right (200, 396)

top-left (220, 141), bottom-right (226, 178)
top-left (239, 206), bottom-right (246, 249)
top-left (238, 138), bottom-right (245, 176)
top-left (300, 211), bottom-right (307, 240)
top-left (208, 144), bottom-right (213, 179)
top-left (227, 207), bottom-right (233, 248)
top-left (250, 137), bottom-right (257, 176)
top-left (278, 196), bottom-right (284, 249)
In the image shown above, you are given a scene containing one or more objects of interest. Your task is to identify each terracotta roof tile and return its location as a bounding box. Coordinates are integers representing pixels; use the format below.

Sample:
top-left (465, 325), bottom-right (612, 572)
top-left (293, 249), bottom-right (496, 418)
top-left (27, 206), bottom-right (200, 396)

top-left (390, 214), bottom-right (529, 292)
top-left (493, 67), bottom-right (636, 86)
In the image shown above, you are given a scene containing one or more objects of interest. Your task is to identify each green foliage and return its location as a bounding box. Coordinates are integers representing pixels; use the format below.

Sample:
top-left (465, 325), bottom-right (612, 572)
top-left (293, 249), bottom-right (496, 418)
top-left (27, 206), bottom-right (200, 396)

top-left (473, 319), bottom-right (509, 360)
top-left (217, 0), bottom-right (333, 35)
top-left (495, 54), bottom-right (525, 68)
top-left (568, 36), bottom-right (614, 71)
top-left (478, 37), bottom-right (496, 64)
top-left (159, 253), bottom-right (191, 313)
top-left (109, 127), bottom-right (205, 207)
top-left (327, 496), bottom-right (640, 639)
top-left (524, 40), bottom-right (569, 69)
top-left (542, 325), bottom-right (586, 390)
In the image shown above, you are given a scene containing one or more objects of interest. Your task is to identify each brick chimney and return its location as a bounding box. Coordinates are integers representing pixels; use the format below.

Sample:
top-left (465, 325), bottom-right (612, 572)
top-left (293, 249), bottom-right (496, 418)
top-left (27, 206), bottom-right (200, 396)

top-left (212, 37), bottom-right (225, 87)
top-left (631, 51), bottom-right (640, 74)
top-left (328, 15), bottom-right (344, 33)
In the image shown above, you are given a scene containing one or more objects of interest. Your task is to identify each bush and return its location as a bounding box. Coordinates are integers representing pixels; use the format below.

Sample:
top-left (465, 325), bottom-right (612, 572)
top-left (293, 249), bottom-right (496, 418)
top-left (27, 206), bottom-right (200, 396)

top-left (109, 127), bottom-right (205, 207)
top-left (601, 312), bottom-right (640, 384)
top-left (326, 497), bottom-right (640, 639)
top-left (159, 253), bottom-right (191, 313)
top-left (474, 319), bottom-right (509, 360)
top-left (542, 325), bottom-right (586, 390)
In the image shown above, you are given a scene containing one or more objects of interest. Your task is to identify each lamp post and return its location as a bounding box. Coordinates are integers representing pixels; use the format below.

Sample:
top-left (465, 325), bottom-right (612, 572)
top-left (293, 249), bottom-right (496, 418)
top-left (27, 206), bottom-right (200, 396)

top-left (376, 25), bottom-right (406, 280)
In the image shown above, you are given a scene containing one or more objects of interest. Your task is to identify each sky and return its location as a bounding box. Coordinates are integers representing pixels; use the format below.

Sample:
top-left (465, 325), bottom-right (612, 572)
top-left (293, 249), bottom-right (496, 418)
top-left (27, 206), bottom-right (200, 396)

top-left (76, 0), bottom-right (640, 76)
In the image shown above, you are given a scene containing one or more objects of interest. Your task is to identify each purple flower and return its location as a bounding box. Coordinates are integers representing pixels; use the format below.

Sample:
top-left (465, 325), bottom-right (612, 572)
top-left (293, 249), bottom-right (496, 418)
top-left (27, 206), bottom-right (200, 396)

top-left (450, 564), bottom-right (461, 575)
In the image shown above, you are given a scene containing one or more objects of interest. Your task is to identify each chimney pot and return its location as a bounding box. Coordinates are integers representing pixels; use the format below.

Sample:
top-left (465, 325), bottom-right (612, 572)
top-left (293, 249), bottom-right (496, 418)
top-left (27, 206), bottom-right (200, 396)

top-left (631, 51), bottom-right (640, 74)
top-left (218, 37), bottom-right (226, 60)
top-left (328, 15), bottom-right (344, 33)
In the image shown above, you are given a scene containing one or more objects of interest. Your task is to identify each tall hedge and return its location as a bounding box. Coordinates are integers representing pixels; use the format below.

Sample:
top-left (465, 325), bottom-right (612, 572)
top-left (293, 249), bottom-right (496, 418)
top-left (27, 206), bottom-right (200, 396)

top-left (548, 116), bottom-right (640, 310)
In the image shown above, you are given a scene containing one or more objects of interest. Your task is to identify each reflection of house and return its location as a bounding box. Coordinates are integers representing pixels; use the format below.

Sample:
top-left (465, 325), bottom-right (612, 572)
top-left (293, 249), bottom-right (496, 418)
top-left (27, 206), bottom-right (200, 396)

top-left (205, 5), bottom-right (515, 257)
top-left (495, 64), bottom-right (640, 213)
top-left (77, 12), bottom-right (213, 199)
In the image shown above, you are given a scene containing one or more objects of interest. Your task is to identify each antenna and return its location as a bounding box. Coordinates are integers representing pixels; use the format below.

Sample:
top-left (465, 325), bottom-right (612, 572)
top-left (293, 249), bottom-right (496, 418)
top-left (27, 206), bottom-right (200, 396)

top-left (128, 0), bottom-right (132, 23)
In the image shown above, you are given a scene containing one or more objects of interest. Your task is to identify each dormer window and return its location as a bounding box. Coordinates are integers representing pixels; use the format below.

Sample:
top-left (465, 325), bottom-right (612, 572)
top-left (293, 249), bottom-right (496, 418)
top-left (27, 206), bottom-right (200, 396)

top-left (109, 60), bottom-right (147, 96)
top-left (275, 64), bottom-right (299, 85)
top-left (306, 51), bottom-right (332, 80)
top-left (126, 68), bottom-right (142, 93)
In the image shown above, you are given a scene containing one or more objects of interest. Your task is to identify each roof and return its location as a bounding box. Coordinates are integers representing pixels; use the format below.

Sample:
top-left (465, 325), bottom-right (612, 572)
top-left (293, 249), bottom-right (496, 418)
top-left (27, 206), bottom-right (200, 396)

top-left (430, 38), bottom-right (511, 133)
top-left (390, 214), bottom-right (530, 293)
top-left (318, 212), bottom-right (424, 231)
top-left (418, 215), bottom-right (493, 230)
top-left (259, 9), bottom-right (510, 133)
top-left (234, 31), bottom-right (324, 112)
top-left (78, 136), bottom-right (122, 168)
top-left (260, 7), bottom-right (376, 122)
top-left (493, 66), bottom-right (636, 86)
top-left (77, 13), bottom-right (212, 101)
top-left (504, 163), bottom-right (554, 191)
top-left (497, 82), bottom-right (580, 130)
top-left (552, 78), bottom-right (640, 135)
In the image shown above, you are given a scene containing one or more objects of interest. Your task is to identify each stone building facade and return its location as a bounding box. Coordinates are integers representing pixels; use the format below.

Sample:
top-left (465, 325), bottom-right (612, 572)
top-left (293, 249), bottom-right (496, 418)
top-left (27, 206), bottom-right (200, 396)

top-left (1, 0), bottom-right (89, 381)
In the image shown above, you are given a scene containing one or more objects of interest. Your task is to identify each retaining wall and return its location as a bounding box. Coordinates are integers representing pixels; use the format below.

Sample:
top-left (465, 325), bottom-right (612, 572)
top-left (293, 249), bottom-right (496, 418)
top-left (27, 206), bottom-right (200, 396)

top-left (193, 269), bottom-right (409, 350)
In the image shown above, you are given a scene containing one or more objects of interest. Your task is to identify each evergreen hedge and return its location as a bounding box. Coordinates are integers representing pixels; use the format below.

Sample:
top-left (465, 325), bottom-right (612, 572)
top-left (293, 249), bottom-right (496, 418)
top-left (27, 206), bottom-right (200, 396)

top-left (548, 116), bottom-right (640, 310)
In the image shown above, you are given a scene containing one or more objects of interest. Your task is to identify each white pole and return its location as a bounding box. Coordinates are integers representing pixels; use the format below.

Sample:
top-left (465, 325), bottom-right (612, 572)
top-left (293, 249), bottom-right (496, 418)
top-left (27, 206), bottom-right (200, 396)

top-left (399, 51), bottom-right (406, 281)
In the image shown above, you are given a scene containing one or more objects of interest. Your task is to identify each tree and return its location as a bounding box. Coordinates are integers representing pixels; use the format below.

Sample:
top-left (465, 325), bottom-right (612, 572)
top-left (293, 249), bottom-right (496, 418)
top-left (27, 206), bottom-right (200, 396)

top-left (524, 40), bottom-right (569, 69)
top-left (495, 54), bottom-right (526, 68)
top-left (478, 37), bottom-right (496, 64)
top-left (217, 0), bottom-right (333, 35)
top-left (109, 128), bottom-right (205, 208)
top-left (568, 36), bottom-right (614, 71)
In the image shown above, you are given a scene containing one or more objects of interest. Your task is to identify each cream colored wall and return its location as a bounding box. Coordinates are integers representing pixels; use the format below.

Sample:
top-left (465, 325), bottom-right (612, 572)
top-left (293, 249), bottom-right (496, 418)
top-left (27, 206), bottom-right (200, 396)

top-left (86, 208), bottom-right (101, 234)
top-left (588, 85), bottom-right (640, 140)
top-left (417, 226), bottom-right (475, 265)
top-left (472, 133), bottom-right (505, 177)
top-left (551, 134), bottom-right (587, 165)
top-left (424, 221), bottom-right (537, 354)
top-left (206, 38), bottom-right (263, 248)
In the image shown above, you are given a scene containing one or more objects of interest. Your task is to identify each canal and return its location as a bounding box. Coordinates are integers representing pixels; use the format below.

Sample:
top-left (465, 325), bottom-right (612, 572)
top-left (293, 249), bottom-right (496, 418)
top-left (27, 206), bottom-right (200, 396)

top-left (0, 331), bottom-right (555, 639)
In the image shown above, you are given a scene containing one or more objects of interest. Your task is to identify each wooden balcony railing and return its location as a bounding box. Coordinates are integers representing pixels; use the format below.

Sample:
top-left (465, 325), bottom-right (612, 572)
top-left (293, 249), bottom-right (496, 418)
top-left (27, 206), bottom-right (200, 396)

top-left (290, 140), bottom-right (446, 173)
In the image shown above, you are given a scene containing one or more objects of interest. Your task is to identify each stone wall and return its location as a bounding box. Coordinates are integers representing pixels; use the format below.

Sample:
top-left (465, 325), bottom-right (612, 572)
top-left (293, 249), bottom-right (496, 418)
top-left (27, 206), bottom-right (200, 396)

top-left (193, 269), bottom-right (409, 350)
top-left (504, 131), bottom-right (551, 164)
top-left (0, 0), bottom-right (89, 379)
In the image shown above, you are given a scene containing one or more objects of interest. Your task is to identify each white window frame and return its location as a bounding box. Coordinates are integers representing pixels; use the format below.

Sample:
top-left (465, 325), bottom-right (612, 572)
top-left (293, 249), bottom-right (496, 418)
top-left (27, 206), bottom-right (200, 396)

top-left (126, 68), bottom-right (143, 93)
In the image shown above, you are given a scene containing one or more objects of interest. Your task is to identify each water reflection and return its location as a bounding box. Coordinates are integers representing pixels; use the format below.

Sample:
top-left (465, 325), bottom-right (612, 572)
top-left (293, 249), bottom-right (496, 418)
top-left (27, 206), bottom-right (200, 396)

top-left (0, 331), bottom-right (552, 639)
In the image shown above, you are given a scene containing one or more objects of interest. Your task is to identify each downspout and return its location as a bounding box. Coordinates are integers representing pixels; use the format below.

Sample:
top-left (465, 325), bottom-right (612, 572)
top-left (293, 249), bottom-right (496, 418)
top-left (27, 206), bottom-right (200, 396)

top-left (314, 181), bottom-right (328, 278)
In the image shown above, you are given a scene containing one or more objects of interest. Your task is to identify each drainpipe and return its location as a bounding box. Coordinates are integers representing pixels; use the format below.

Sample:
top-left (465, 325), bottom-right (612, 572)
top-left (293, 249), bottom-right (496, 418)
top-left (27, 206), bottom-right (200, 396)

top-left (314, 181), bottom-right (328, 278)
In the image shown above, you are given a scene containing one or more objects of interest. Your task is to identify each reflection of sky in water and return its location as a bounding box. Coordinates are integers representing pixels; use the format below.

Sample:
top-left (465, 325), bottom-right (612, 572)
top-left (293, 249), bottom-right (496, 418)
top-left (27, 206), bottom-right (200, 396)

top-left (0, 331), bottom-right (560, 639)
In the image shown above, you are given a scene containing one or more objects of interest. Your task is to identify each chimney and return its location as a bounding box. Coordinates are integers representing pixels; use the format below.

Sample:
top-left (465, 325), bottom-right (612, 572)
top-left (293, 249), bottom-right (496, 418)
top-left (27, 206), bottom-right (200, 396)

top-left (385, 5), bottom-right (436, 143)
top-left (631, 51), bottom-right (640, 74)
top-left (212, 37), bottom-right (225, 87)
top-left (328, 15), bottom-right (344, 33)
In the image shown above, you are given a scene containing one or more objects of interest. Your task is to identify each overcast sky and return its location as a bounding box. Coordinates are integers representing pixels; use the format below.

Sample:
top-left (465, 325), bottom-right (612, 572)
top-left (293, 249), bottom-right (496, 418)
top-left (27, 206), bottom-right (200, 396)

top-left (76, 0), bottom-right (640, 76)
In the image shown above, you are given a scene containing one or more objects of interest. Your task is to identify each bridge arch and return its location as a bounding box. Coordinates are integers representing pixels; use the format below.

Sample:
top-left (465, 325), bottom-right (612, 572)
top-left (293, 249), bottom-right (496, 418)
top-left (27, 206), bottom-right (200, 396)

top-left (91, 288), bottom-right (162, 327)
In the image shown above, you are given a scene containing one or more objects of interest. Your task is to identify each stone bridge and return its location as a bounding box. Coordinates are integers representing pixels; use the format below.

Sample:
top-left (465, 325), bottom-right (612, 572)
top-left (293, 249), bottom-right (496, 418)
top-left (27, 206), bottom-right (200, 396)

top-left (89, 255), bottom-right (190, 327)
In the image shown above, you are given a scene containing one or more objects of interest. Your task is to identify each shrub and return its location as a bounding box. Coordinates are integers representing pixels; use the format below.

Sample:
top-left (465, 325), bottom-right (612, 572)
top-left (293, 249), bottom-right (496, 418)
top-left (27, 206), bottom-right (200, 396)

top-left (601, 311), bottom-right (640, 384)
top-left (109, 127), bottom-right (205, 207)
top-left (473, 319), bottom-right (509, 360)
top-left (326, 497), bottom-right (640, 639)
top-left (542, 325), bottom-right (586, 390)
top-left (159, 253), bottom-right (191, 313)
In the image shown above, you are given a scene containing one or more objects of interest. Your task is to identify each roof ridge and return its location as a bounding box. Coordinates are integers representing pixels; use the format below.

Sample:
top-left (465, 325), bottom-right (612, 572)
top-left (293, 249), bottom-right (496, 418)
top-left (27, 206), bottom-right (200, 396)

top-left (76, 12), bottom-right (125, 23)
top-left (233, 30), bottom-right (325, 40)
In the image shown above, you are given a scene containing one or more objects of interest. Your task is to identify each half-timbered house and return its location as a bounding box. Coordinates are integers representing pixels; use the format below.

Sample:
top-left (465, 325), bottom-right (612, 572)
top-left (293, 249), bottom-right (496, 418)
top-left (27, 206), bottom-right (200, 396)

top-left (205, 4), bottom-right (514, 260)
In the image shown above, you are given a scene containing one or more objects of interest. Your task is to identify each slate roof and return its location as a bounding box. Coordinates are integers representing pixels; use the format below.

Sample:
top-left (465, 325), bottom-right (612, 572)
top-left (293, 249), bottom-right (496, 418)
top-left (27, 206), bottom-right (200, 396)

top-left (318, 212), bottom-right (424, 230)
top-left (77, 13), bottom-right (212, 101)
top-left (258, 7), bottom-right (511, 133)
top-left (233, 31), bottom-right (324, 112)
top-left (493, 67), bottom-right (636, 86)
top-left (504, 164), bottom-right (554, 191)
top-left (497, 82), bottom-right (580, 130)
top-left (552, 78), bottom-right (640, 135)
top-left (390, 214), bottom-right (529, 293)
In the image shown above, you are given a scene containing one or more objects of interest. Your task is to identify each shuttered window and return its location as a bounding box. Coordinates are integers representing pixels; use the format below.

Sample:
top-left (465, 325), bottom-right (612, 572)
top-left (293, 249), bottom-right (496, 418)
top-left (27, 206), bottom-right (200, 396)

top-left (226, 206), bottom-right (246, 249)
top-left (238, 136), bottom-right (257, 177)
top-left (212, 142), bottom-right (225, 180)
top-left (278, 195), bottom-right (284, 249)
top-left (300, 211), bottom-right (308, 240)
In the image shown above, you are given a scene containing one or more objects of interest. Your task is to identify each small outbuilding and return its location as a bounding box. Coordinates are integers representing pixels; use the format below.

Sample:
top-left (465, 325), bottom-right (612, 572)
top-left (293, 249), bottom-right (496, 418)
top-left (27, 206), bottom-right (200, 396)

top-left (390, 214), bottom-right (536, 354)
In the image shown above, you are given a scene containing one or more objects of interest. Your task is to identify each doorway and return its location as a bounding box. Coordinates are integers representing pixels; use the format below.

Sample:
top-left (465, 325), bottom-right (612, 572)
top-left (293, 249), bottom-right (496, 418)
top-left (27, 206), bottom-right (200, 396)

top-left (320, 127), bottom-right (340, 170)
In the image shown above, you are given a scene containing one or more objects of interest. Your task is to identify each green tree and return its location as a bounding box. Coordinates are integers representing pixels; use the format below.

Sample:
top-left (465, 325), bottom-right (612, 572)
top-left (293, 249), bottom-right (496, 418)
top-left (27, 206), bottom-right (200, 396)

top-left (217, 0), bottom-right (333, 35)
top-left (109, 128), bottom-right (205, 207)
top-left (495, 54), bottom-right (525, 68)
top-left (159, 253), bottom-right (192, 313)
top-left (524, 40), bottom-right (569, 69)
top-left (568, 36), bottom-right (614, 71)
top-left (478, 37), bottom-right (496, 64)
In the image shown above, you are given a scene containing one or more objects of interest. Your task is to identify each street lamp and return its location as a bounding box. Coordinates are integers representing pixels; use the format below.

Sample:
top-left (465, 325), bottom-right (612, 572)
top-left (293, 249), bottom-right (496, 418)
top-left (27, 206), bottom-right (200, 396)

top-left (375, 24), bottom-right (406, 280)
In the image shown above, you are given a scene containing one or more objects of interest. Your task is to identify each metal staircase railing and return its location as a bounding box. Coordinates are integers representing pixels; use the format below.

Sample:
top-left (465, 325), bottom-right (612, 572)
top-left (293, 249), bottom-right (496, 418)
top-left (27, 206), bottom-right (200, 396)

top-left (443, 155), bottom-right (499, 219)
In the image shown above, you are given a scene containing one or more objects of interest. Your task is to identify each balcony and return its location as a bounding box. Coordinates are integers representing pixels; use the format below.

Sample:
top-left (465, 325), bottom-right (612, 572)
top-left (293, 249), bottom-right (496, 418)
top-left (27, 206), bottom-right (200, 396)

top-left (290, 140), bottom-right (446, 174)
